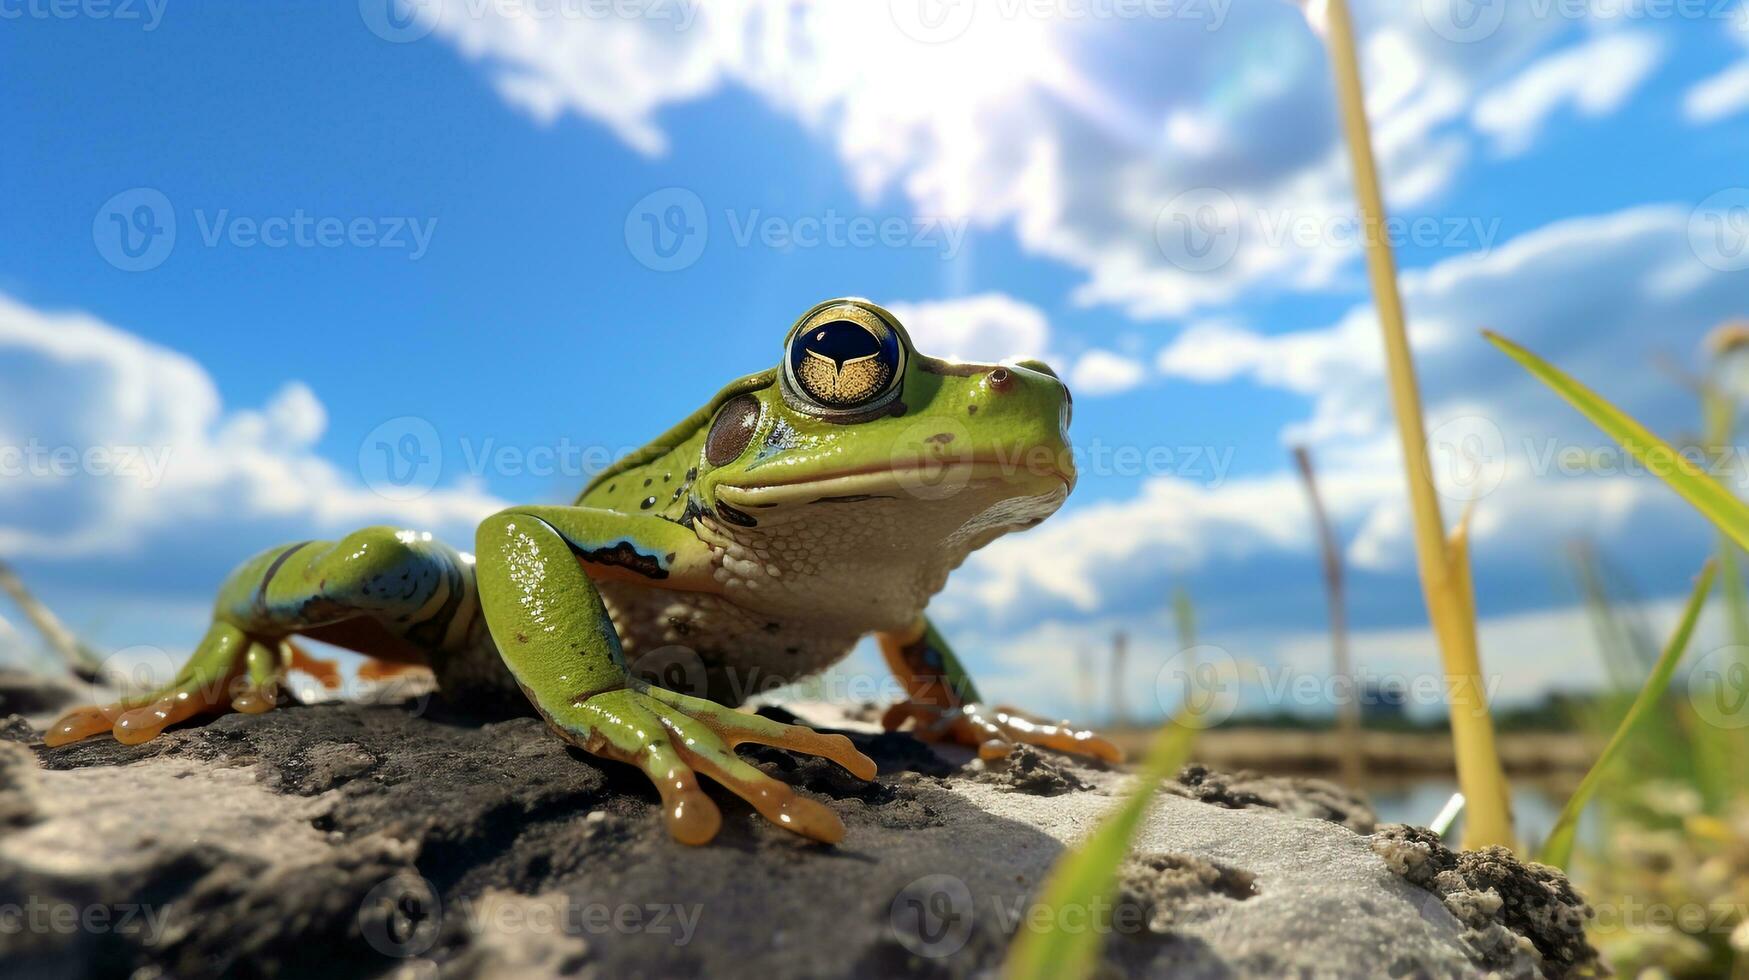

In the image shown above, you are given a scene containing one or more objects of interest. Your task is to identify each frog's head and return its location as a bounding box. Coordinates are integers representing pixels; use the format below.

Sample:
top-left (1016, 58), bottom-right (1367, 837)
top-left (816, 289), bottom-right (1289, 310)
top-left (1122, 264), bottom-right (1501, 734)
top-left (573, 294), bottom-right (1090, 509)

top-left (692, 298), bottom-right (1074, 574)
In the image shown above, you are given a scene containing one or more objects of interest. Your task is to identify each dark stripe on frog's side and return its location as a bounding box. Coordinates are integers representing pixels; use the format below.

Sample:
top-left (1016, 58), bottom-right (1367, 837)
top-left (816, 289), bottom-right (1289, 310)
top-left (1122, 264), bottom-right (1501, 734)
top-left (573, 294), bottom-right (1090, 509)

top-left (401, 555), bottom-right (471, 649)
top-left (715, 501), bottom-right (759, 528)
top-left (569, 539), bottom-right (671, 580)
top-left (255, 541), bottom-right (312, 618)
top-left (812, 494), bottom-right (895, 504)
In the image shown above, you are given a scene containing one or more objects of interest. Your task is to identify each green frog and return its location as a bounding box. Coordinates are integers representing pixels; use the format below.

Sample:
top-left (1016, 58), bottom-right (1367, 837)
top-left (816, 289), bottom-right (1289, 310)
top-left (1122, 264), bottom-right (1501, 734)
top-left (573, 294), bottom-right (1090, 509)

top-left (45, 298), bottom-right (1118, 845)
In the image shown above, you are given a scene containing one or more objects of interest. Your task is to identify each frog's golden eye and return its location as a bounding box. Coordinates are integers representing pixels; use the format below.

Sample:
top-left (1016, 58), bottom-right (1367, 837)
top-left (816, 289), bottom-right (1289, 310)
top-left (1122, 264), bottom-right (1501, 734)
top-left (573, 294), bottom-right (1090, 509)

top-left (782, 307), bottom-right (906, 416)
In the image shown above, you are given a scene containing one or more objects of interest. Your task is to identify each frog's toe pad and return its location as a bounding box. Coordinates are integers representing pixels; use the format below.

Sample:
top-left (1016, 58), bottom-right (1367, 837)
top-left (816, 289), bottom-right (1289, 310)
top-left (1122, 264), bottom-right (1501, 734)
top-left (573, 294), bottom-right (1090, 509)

top-left (43, 705), bottom-right (120, 748)
top-left (888, 701), bottom-right (1124, 764)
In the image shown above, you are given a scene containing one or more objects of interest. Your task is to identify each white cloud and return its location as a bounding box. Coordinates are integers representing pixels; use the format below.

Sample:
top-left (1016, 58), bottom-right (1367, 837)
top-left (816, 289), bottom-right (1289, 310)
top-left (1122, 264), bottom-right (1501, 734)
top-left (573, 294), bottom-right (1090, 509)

top-left (1471, 31), bottom-right (1665, 157)
top-left (885, 292), bottom-right (1053, 365)
top-left (1068, 349), bottom-right (1148, 395)
top-left (418, 1), bottom-right (1641, 318)
top-left (944, 205), bottom-right (1744, 629)
top-left (1684, 25), bottom-right (1749, 124)
top-left (1685, 62), bottom-right (1749, 122)
top-left (0, 293), bottom-right (504, 560)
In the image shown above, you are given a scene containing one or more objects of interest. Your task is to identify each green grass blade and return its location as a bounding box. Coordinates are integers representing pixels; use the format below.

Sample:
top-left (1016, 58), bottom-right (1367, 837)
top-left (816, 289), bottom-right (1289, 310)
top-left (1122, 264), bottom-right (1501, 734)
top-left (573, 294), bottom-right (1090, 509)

top-left (1538, 560), bottom-right (1717, 869)
top-left (1174, 586), bottom-right (1197, 650)
top-left (1486, 332), bottom-right (1749, 550)
top-left (1002, 719), bottom-right (1199, 980)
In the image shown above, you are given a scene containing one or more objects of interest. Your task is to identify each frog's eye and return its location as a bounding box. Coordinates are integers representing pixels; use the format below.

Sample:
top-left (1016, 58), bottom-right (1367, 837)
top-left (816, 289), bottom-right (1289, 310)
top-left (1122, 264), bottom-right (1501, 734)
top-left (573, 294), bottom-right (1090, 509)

top-left (705, 395), bottom-right (762, 467)
top-left (782, 312), bottom-right (906, 415)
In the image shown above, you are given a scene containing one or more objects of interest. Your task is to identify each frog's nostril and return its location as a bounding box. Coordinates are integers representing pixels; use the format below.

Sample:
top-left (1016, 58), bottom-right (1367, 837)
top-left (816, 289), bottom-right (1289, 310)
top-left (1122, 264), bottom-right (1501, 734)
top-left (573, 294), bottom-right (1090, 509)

top-left (987, 368), bottom-right (1013, 392)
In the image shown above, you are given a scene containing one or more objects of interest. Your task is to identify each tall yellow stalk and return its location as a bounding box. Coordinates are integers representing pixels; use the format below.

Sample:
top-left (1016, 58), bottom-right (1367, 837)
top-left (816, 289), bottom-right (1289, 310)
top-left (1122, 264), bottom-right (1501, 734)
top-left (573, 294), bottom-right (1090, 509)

top-left (1316, 0), bottom-right (1514, 848)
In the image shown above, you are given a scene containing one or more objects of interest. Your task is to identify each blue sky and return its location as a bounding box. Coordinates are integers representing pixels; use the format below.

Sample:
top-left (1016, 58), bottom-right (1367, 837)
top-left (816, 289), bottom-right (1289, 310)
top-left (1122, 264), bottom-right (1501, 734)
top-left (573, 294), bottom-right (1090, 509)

top-left (3, 0), bottom-right (1749, 719)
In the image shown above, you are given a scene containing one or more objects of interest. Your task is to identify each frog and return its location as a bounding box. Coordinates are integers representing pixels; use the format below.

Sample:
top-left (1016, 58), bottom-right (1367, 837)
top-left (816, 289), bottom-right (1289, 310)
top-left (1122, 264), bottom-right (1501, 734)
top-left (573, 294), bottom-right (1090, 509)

top-left (44, 298), bottom-right (1119, 845)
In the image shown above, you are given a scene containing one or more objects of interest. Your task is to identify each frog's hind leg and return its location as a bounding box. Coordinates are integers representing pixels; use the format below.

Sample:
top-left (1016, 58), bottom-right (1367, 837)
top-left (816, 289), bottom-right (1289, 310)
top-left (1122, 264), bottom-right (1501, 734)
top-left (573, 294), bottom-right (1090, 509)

top-left (45, 526), bottom-right (489, 747)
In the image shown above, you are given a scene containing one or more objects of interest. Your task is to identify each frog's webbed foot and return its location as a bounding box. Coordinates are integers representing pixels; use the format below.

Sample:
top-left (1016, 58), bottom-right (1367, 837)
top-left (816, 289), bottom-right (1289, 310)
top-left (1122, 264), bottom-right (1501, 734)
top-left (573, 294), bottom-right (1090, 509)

top-left (557, 684), bottom-right (877, 846)
top-left (884, 701), bottom-right (1123, 764)
top-left (45, 622), bottom-right (283, 747)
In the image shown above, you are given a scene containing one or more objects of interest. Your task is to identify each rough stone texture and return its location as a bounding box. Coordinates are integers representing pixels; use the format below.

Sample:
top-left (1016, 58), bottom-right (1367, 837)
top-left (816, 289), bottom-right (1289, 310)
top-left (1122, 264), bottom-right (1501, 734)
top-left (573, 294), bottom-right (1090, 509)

top-left (1371, 825), bottom-right (1598, 979)
top-left (1115, 852), bottom-right (1258, 934)
top-left (0, 694), bottom-right (1596, 980)
top-left (973, 744), bottom-right (1089, 796)
top-left (1169, 762), bottom-right (1379, 833)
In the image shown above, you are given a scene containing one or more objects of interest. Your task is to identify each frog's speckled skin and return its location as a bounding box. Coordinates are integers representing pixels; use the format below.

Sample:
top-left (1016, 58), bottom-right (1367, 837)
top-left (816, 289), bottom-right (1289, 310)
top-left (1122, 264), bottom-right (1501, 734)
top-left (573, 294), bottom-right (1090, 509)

top-left (45, 299), bottom-right (1119, 845)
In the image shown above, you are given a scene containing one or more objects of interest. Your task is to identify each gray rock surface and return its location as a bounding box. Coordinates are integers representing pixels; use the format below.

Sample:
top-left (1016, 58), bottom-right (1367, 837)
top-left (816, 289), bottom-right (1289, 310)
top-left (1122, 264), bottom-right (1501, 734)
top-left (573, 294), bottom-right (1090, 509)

top-left (0, 696), bottom-right (1595, 979)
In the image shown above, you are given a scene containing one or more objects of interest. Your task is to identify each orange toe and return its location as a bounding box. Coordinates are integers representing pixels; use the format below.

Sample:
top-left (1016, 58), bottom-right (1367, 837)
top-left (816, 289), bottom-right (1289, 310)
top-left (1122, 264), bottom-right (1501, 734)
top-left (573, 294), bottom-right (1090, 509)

top-left (43, 705), bottom-right (119, 748)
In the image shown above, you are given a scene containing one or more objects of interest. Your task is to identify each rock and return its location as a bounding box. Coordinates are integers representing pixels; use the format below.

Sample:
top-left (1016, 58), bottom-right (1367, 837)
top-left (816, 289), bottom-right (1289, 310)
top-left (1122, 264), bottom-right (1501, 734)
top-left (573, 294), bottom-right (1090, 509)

top-left (1371, 825), bottom-right (1598, 978)
top-left (0, 692), bottom-right (1596, 979)
top-left (1169, 763), bottom-right (1378, 833)
top-left (975, 744), bottom-right (1088, 796)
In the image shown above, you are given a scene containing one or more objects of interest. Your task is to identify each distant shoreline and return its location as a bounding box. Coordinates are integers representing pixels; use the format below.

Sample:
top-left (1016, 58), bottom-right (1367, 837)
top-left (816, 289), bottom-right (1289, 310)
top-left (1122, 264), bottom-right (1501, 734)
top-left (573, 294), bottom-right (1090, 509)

top-left (1105, 726), bottom-right (1597, 782)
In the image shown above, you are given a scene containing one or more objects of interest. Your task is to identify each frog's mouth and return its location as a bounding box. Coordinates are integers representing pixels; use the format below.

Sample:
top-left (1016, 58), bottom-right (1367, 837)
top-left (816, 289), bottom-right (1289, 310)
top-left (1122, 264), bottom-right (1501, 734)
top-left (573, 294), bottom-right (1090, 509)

top-left (715, 455), bottom-right (1073, 511)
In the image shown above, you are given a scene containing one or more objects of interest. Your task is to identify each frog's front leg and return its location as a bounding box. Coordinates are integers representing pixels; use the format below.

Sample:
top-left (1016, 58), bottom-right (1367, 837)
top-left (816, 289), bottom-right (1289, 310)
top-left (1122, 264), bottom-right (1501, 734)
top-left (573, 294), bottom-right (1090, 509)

top-left (876, 617), bottom-right (1122, 763)
top-left (474, 505), bottom-right (877, 846)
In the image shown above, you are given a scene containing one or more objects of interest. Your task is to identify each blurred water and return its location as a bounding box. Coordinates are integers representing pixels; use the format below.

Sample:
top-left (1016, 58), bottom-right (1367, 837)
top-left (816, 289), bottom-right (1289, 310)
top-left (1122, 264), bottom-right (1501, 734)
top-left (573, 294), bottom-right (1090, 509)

top-left (1368, 778), bottom-right (1583, 847)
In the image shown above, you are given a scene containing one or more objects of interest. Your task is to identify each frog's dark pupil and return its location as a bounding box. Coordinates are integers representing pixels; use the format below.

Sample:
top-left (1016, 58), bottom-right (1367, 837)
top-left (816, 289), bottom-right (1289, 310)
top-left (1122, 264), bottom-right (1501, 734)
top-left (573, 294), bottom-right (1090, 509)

top-left (705, 395), bottom-right (761, 467)
top-left (788, 319), bottom-right (900, 408)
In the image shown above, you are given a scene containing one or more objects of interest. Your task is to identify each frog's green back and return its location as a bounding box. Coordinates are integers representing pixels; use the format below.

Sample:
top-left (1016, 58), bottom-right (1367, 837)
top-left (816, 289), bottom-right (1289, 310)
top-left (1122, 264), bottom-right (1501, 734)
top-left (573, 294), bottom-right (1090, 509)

top-left (575, 369), bottom-right (776, 511)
